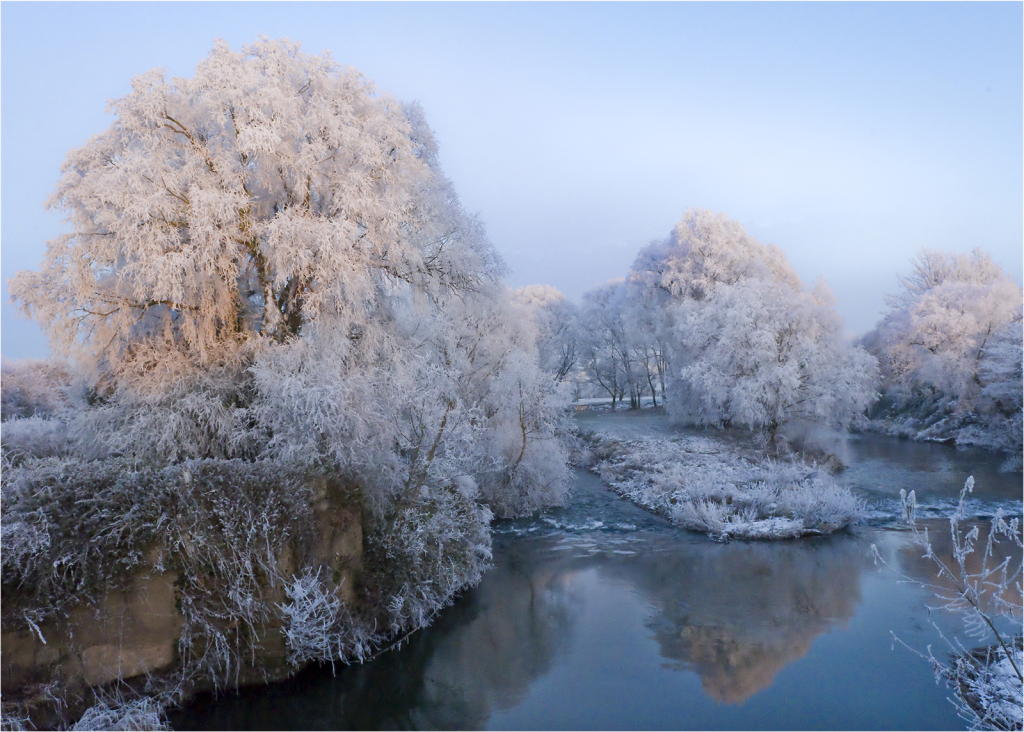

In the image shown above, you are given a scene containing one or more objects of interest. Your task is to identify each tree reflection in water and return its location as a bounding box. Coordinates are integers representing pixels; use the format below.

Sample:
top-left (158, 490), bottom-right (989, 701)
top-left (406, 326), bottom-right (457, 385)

top-left (608, 535), bottom-right (870, 704)
top-left (417, 530), bottom-right (872, 715)
top-left (171, 545), bottom-right (581, 730)
top-left (405, 557), bottom-right (581, 728)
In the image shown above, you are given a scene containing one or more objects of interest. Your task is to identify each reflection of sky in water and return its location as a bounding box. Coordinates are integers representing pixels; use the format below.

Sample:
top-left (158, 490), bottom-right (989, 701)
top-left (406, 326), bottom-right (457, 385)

top-left (174, 413), bottom-right (1019, 730)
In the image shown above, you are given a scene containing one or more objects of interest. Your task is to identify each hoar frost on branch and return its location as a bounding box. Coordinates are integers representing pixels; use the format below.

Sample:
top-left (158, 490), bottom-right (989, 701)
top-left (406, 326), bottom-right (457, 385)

top-left (873, 478), bottom-right (1023, 731)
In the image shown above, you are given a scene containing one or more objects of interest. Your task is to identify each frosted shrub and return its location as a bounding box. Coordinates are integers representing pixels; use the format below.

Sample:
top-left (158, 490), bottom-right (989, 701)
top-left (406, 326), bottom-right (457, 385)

top-left (666, 463), bottom-right (864, 541)
top-left (1, 416), bottom-right (70, 464)
top-left (0, 705), bottom-right (31, 732)
top-left (168, 460), bottom-right (314, 689)
top-left (1, 458), bottom-right (171, 622)
top-left (66, 343), bottom-right (260, 465)
top-left (0, 456), bottom-right (317, 691)
top-left (70, 693), bottom-right (169, 731)
top-left (874, 478), bottom-right (1023, 730)
top-left (0, 359), bottom-right (71, 422)
top-left (365, 479), bottom-right (493, 636)
top-left (587, 432), bottom-right (864, 541)
top-left (279, 567), bottom-right (359, 670)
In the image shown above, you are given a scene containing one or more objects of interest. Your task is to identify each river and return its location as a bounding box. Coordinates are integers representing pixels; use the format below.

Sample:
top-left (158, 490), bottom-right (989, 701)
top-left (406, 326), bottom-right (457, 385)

top-left (171, 409), bottom-right (1021, 730)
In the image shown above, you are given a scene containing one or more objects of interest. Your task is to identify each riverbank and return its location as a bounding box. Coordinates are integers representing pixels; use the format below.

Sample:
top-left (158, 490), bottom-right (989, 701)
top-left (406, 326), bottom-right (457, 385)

top-left (171, 462), bottom-right (1014, 730)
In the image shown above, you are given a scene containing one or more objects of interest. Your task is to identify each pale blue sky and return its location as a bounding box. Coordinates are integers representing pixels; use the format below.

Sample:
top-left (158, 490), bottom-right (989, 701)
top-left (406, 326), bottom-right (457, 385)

top-left (3, 2), bottom-right (1021, 359)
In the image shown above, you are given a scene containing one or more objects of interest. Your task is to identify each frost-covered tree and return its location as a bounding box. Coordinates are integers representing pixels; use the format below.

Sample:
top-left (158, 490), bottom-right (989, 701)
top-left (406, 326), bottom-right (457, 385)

top-left (869, 249), bottom-right (1022, 405)
top-left (7, 36), bottom-right (569, 504)
top-left (511, 285), bottom-right (579, 383)
top-left (631, 208), bottom-right (877, 442)
top-left (676, 277), bottom-right (877, 440)
top-left (631, 208), bottom-right (801, 305)
top-left (2, 38), bottom-right (573, 702)
top-left (621, 280), bottom-right (670, 407)
top-left (578, 280), bottom-right (635, 409)
top-left (863, 248), bottom-right (1022, 455)
top-left (576, 278), bottom-right (672, 410)
top-left (9, 37), bottom-right (498, 379)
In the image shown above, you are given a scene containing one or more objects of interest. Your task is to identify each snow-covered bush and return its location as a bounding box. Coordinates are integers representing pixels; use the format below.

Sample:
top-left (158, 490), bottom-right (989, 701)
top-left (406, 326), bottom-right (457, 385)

top-left (0, 358), bottom-right (72, 422)
top-left (585, 431), bottom-right (865, 541)
top-left (0, 456), bottom-right (318, 691)
top-left (1, 416), bottom-right (70, 464)
top-left (278, 567), bottom-right (373, 671)
top-left (1, 458), bottom-right (172, 623)
top-left (364, 476), bottom-right (493, 636)
top-left (70, 692), bottom-right (169, 731)
top-left (66, 342), bottom-right (260, 464)
top-left (864, 249), bottom-right (1022, 458)
top-left (874, 478), bottom-right (1023, 731)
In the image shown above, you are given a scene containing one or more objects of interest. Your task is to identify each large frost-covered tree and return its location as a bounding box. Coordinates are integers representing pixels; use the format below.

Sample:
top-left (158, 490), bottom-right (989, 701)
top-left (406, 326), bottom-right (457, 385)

top-left (9, 37), bottom-right (498, 375)
top-left (4, 40), bottom-right (574, 682)
top-left (630, 208), bottom-right (877, 441)
top-left (677, 277), bottom-right (877, 440)
top-left (8, 37), bottom-right (570, 510)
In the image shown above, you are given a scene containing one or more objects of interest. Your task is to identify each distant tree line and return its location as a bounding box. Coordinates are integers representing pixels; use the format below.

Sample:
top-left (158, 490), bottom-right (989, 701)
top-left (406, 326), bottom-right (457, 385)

top-left (517, 210), bottom-right (1021, 459)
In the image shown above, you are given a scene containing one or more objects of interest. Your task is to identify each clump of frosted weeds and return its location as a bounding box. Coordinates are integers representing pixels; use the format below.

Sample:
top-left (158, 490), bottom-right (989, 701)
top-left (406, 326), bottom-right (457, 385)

top-left (873, 477), bottom-right (1023, 731)
top-left (69, 691), bottom-right (169, 731)
top-left (279, 567), bottom-right (374, 670)
top-left (588, 432), bottom-right (864, 540)
top-left (0, 703), bottom-right (31, 732)
top-left (365, 478), bottom-right (493, 637)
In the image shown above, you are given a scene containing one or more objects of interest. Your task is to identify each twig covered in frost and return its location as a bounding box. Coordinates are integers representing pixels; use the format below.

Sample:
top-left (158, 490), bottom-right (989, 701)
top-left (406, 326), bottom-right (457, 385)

top-left (872, 477), bottom-right (1023, 731)
top-left (0, 703), bottom-right (31, 732)
top-left (69, 689), bottom-right (170, 731)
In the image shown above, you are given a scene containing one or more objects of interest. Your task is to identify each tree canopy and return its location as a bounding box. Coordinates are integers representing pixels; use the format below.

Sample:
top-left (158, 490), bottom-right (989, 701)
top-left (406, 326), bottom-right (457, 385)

top-left (10, 37), bottom-right (500, 374)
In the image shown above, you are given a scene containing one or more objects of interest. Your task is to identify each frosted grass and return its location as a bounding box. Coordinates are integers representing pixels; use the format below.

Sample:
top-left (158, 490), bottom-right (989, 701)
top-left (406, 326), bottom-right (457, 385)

top-left (585, 432), bottom-right (865, 541)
